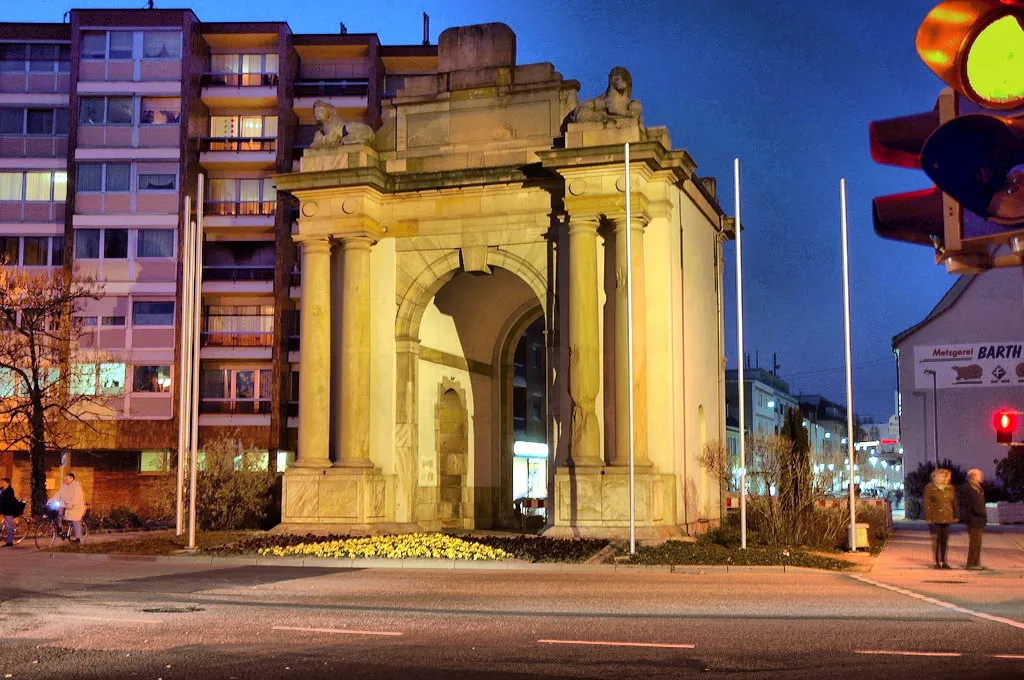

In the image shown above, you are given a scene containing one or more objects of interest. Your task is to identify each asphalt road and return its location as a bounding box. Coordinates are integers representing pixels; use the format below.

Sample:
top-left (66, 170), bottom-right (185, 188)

top-left (1, 550), bottom-right (1022, 679)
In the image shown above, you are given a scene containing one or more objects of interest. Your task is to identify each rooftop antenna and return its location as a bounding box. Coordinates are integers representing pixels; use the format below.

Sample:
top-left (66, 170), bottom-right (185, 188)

top-left (145, 0), bottom-right (155, 9)
top-left (339, 22), bottom-right (348, 35)
top-left (422, 12), bottom-right (429, 45)
top-left (63, 11), bottom-right (70, 22)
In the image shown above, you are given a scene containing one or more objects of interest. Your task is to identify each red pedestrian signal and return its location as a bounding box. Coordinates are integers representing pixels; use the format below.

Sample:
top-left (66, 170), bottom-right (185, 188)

top-left (994, 410), bottom-right (1018, 444)
top-left (916, 0), bottom-right (1024, 111)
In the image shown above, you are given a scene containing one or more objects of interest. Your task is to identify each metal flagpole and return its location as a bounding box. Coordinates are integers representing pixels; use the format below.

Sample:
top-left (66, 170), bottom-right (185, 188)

top-left (175, 196), bottom-right (193, 536)
top-left (734, 158), bottom-right (747, 550)
top-left (188, 174), bottom-right (205, 550)
top-left (625, 143), bottom-right (636, 555)
top-left (840, 178), bottom-right (858, 551)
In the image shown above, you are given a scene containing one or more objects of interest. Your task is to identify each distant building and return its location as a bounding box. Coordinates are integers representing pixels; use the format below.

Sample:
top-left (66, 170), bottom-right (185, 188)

top-left (725, 367), bottom-right (799, 437)
top-left (893, 267), bottom-right (1024, 481)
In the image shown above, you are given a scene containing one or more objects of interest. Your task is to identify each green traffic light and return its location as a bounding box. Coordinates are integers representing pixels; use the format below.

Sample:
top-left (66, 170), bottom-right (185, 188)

top-left (966, 15), bottom-right (1024, 107)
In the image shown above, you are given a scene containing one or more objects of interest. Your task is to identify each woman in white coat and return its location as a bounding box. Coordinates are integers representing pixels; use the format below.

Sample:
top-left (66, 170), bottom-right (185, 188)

top-left (49, 473), bottom-right (85, 543)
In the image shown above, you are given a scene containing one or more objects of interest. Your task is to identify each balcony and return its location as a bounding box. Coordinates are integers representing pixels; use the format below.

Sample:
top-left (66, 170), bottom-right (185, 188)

top-left (205, 200), bottom-right (276, 217)
top-left (201, 331), bottom-right (273, 348)
top-left (202, 265), bottom-right (274, 282)
top-left (293, 78), bottom-right (369, 116)
top-left (199, 398), bottom-right (272, 415)
top-left (199, 137), bottom-right (277, 170)
top-left (200, 73), bottom-right (279, 108)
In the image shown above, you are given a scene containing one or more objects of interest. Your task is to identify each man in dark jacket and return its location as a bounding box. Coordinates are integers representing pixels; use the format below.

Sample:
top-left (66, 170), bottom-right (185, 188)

top-left (0, 478), bottom-right (17, 547)
top-left (963, 469), bottom-right (987, 570)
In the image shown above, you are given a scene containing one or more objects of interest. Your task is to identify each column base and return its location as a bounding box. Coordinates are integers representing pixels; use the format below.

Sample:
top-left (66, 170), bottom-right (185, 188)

top-left (549, 465), bottom-right (677, 533)
top-left (281, 466), bottom-right (390, 525)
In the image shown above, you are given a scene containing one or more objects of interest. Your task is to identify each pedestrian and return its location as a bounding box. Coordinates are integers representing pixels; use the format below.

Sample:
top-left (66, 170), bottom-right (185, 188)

top-left (963, 468), bottom-right (987, 571)
top-left (48, 472), bottom-right (85, 544)
top-left (923, 468), bottom-right (957, 569)
top-left (0, 477), bottom-right (17, 547)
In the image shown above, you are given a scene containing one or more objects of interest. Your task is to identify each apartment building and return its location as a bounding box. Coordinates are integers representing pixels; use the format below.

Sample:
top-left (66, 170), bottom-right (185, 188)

top-left (0, 8), bottom-right (437, 512)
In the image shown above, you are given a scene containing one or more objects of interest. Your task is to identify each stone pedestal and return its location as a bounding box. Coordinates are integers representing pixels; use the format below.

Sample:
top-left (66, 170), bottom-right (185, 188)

top-left (544, 465), bottom-right (680, 539)
top-left (300, 144), bottom-right (379, 173)
top-left (564, 118), bottom-right (644, 149)
top-left (281, 467), bottom-right (390, 527)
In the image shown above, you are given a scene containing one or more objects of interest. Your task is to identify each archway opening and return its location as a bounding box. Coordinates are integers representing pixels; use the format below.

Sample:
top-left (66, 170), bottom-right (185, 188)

top-left (510, 315), bottom-right (548, 528)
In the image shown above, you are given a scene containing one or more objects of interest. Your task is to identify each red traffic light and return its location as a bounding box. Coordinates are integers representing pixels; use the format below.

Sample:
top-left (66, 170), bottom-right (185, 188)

top-left (994, 409), bottom-right (1018, 444)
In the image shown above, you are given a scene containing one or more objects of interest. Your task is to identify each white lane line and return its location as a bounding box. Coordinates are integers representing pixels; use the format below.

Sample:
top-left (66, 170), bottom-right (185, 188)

top-left (993, 654), bottom-right (1024, 659)
top-left (538, 639), bottom-right (695, 649)
top-left (272, 625), bottom-right (402, 637)
top-left (62, 615), bottom-right (162, 625)
top-left (857, 650), bottom-right (961, 657)
top-left (851, 575), bottom-right (1024, 631)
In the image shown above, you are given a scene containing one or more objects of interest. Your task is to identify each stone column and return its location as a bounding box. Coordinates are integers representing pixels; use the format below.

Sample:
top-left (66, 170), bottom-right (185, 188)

top-left (567, 216), bottom-right (604, 467)
top-left (294, 237), bottom-right (332, 469)
top-left (611, 216), bottom-right (650, 467)
top-left (334, 234), bottom-right (375, 468)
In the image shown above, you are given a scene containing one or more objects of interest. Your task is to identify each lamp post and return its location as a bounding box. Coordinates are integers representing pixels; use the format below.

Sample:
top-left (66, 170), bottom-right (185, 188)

top-left (922, 369), bottom-right (939, 465)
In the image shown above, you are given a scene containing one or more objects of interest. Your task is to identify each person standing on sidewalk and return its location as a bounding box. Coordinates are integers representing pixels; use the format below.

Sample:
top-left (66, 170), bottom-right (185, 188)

top-left (0, 478), bottom-right (17, 547)
top-left (924, 468), bottom-right (957, 569)
top-left (963, 468), bottom-right (987, 570)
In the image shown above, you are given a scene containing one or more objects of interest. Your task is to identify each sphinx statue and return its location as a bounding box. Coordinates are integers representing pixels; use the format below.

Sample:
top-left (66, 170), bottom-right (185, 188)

top-left (310, 100), bottom-right (376, 148)
top-left (569, 66), bottom-right (643, 125)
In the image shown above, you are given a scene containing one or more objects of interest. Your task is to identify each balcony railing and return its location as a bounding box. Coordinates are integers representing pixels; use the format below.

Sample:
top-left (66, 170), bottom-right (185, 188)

top-left (200, 137), bottom-right (277, 152)
top-left (201, 331), bottom-right (273, 348)
top-left (293, 79), bottom-right (369, 98)
top-left (204, 200), bottom-right (276, 217)
top-left (199, 398), bottom-right (272, 415)
top-left (201, 72), bottom-right (279, 88)
top-left (202, 265), bottom-right (275, 282)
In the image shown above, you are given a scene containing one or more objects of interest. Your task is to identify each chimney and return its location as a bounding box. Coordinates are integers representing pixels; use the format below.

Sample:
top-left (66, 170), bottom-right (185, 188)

top-left (423, 13), bottom-right (430, 45)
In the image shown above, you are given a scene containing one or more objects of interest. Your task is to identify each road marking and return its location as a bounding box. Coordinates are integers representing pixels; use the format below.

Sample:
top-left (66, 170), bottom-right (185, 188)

top-left (993, 654), bottom-right (1024, 659)
top-left (63, 615), bottom-right (161, 625)
top-left (857, 650), bottom-right (962, 657)
top-left (538, 639), bottom-right (695, 649)
top-left (851, 575), bottom-right (1024, 631)
top-left (272, 625), bottom-right (402, 637)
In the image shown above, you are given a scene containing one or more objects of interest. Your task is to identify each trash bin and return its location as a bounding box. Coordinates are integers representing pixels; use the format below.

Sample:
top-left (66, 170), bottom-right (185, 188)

top-left (848, 523), bottom-right (869, 551)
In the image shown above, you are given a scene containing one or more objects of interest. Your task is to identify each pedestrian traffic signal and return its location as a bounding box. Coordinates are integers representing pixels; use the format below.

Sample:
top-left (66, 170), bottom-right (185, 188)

top-left (994, 410), bottom-right (1018, 444)
top-left (921, 114), bottom-right (1024, 225)
top-left (916, 0), bottom-right (1024, 111)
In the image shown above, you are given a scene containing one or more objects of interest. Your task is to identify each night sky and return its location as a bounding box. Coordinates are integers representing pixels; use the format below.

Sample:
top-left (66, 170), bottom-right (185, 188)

top-left (5, 0), bottom-right (958, 419)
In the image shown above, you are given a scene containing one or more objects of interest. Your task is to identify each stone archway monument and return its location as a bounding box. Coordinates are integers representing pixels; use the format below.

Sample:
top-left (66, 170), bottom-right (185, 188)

top-left (275, 22), bottom-right (732, 537)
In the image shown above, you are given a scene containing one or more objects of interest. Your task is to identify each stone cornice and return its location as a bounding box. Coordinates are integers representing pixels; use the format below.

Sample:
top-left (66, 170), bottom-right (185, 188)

top-left (275, 163), bottom-right (561, 196)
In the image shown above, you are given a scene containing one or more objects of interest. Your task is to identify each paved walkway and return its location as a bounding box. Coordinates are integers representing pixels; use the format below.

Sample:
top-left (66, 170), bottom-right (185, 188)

top-left (871, 520), bottom-right (1024, 576)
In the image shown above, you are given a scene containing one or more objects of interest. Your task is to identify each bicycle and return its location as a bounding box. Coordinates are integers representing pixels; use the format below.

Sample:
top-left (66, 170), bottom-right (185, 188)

top-left (1, 515), bottom-right (30, 545)
top-left (34, 505), bottom-right (89, 549)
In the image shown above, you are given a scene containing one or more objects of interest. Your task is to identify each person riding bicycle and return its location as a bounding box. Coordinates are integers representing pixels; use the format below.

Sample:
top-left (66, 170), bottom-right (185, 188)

top-left (48, 473), bottom-right (85, 544)
top-left (0, 478), bottom-right (17, 547)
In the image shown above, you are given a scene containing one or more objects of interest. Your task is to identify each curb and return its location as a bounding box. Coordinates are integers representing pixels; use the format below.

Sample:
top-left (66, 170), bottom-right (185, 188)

top-left (35, 550), bottom-right (850, 575)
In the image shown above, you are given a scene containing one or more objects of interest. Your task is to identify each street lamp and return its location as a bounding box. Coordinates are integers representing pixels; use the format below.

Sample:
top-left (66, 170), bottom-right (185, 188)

top-left (922, 369), bottom-right (939, 465)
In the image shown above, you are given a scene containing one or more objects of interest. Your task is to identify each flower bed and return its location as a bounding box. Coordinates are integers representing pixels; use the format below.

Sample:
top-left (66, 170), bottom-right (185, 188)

top-left (625, 540), bottom-right (855, 570)
top-left (258, 533), bottom-right (511, 561)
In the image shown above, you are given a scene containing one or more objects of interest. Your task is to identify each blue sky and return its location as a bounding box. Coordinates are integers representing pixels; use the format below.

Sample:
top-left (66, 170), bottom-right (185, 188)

top-left (4, 0), bottom-right (958, 419)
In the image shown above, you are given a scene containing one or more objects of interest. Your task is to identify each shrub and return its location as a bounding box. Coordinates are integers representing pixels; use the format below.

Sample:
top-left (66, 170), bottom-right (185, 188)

top-left (904, 460), bottom-right (967, 519)
top-left (91, 505), bottom-right (143, 530)
top-left (995, 446), bottom-right (1024, 502)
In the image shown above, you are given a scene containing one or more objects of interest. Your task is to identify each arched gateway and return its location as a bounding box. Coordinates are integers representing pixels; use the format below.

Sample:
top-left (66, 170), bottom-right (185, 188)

top-left (275, 23), bottom-right (731, 537)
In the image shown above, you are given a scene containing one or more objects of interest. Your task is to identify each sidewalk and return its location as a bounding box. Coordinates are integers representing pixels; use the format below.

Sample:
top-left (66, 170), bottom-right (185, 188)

top-left (871, 520), bottom-right (1024, 575)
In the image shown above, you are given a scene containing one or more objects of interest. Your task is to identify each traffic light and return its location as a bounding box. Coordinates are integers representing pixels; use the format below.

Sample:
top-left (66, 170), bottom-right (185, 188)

top-left (916, 0), bottom-right (1024, 111)
top-left (914, 0), bottom-right (1024, 251)
top-left (994, 410), bottom-right (1018, 444)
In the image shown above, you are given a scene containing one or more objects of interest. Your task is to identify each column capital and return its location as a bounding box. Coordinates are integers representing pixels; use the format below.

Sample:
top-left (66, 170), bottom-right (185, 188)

top-left (292, 234), bottom-right (332, 252)
top-left (607, 212), bottom-right (650, 232)
top-left (337, 234), bottom-right (376, 251)
top-left (567, 214), bottom-right (602, 235)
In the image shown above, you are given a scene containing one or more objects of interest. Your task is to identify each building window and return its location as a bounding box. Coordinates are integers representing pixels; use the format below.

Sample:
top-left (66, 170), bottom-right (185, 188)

top-left (142, 32), bottom-right (181, 60)
top-left (0, 171), bottom-right (67, 202)
top-left (70, 362), bottom-right (126, 395)
top-left (101, 316), bottom-right (126, 326)
top-left (26, 108), bottom-right (68, 135)
top-left (139, 98), bottom-right (180, 125)
top-left (82, 31), bottom-right (133, 60)
top-left (133, 365), bottom-right (171, 393)
top-left (0, 235), bottom-right (63, 266)
top-left (22, 237), bottom-right (47, 266)
top-left (199, 367), bottom-right (273, 414)
top-left (0, 44), bottom-right (27, 71)
top-left (0, 108), bottom-right (22, 133)
top-left (140, 450), bottom-right (171, 473)
top-left (137, 173), bottom-right (176, 191)
top-left (132, 301), bottom-right (174, 326)
top-left (0, 236), bottom-right (18, 263)
top-left (75, 230), bottom-right (100, 259)
top-left (0, 43), bottom-right (68, 72)
top-left (78, 97), bottom-right (133, 126)
top-left (103, 229), bottom-right (129, 259)
top-left (209, 115), bottom-right (277, 138)
top-left (76, 163), bottom-right (131, 192)
top-left (136, 230), bottom-right (175, 258)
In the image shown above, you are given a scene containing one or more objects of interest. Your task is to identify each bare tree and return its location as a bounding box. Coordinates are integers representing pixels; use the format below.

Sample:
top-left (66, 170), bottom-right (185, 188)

top-left (0, 266), bottom-right (104, 514)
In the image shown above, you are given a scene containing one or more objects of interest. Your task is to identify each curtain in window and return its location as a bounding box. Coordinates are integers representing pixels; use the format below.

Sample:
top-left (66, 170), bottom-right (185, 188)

top-left (0, 173), bottom-right (21, 201)
top-left (143, 32), bottom-right (181, 59)
top-left (105, 163), bottom-right (131, 192)
top-left (24, 172), bottom-right (52, 201)
top-left (137, 230), bottom-right (174, 258)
